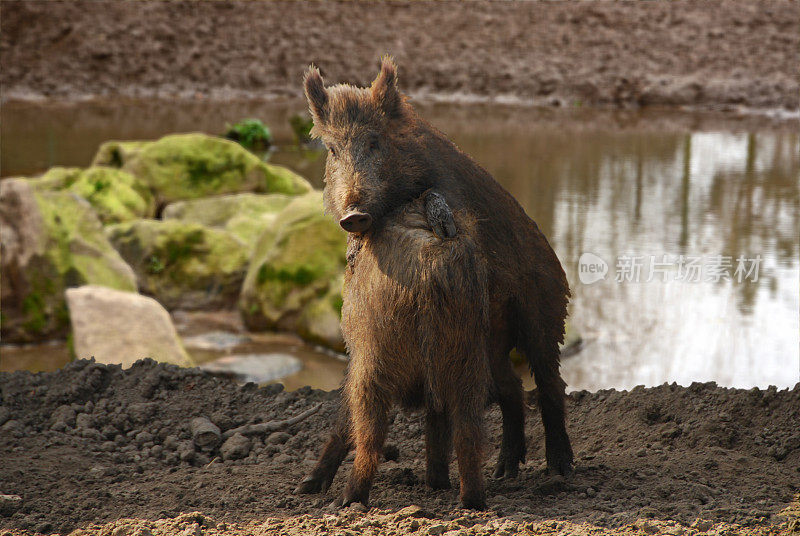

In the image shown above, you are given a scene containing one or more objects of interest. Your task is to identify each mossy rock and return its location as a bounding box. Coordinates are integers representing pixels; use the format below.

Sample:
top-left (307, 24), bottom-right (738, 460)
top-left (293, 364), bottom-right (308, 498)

top-left (26, 166), bottom-right (155, 224)
top-left (0, 179), bottom-right (137, 342)
top-left (239, 190), bottom-right (347, 351)
top-left (93, 133), bottom-right (312, 204)
top-left (91, 140), bottom-right (149, 169)
top-left (106, 219), bottom-right (249, 310)
top-left (162, 193), bottom-right (293, 252)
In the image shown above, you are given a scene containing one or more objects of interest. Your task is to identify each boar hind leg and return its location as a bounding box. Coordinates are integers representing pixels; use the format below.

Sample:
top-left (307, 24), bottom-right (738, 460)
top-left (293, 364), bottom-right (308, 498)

top-left (425, 405), bottom-right (452, 490)
top-left (490, 357), bottom-right (526, 479)
top-left (523, 338), bottom-right (574, 477)
top-left (296, 406), bottom-right (352, 494)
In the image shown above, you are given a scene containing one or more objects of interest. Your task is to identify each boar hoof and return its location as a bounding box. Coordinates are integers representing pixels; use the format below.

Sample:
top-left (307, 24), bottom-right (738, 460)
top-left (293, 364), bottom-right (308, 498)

top-left (546, 451), bottom-right (574, 478)
top-left (493, 444), bottom-right (524, 479)
top-left (460, 492), bottom-right (487, 511)
top-left (295, 474), bottom-right (330, 494)
top-left (492, 458), bottom-right (520, 480)
top-left (341, 486), bottom-right (370, 509)
top-left (425, 471), bottom-right (452, 490)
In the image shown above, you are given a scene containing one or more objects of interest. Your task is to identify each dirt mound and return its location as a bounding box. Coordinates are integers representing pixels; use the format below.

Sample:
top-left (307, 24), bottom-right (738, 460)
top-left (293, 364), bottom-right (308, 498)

top-left (1, 360), bottom-right (799, 535)
top-left (1, 1), bottom-right (797, 110)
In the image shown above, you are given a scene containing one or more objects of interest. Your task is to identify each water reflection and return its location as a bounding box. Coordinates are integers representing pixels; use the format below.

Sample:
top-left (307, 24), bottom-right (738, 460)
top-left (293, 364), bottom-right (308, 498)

top-left (1, 100), bottom-right (797, 390)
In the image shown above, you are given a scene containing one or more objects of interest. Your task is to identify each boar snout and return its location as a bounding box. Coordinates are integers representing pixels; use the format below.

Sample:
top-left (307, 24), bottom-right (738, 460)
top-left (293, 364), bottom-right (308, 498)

top-left (339, 211), bottom-right (373, 233)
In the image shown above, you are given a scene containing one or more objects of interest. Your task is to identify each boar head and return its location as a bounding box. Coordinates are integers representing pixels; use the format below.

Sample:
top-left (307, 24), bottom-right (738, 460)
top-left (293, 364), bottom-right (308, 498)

top-left (303, 56), bottom-right (429, 234)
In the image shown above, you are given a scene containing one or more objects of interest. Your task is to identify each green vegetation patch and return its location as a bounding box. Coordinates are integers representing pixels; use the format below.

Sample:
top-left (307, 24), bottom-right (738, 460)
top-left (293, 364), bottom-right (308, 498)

top-left (27, 166), bottom-right (155, 224)
top-left (239, 191), bottom-right (347, 351)
top-left (224, 118), bottom-right (273, 151)
top-left (93, 133), bottom-right (311, 204)
top-left (106, 219), bottom-right (248, 310)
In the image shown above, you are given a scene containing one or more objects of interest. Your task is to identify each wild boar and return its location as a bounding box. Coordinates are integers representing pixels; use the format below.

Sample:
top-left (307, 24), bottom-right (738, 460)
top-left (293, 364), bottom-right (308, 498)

top-left (297, 57), bottom-right (573, 509)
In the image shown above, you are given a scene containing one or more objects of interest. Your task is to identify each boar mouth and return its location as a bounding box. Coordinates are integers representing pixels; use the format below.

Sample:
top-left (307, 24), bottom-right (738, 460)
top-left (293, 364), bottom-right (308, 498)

top-left (339, 210), bottom-right (373, 233)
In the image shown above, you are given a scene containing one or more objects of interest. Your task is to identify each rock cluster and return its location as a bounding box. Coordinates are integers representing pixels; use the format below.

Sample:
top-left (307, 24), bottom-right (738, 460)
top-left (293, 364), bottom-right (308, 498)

top-left (2, 132), bottom-right (349, 355)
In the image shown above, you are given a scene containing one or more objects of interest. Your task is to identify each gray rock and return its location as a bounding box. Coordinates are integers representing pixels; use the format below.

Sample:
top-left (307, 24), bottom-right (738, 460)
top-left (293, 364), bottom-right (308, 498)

top-left (0, 179), bottom-right (137, 342)
top-left (0, 494), bottom-right (22, 515)
top-left (127, 402), bottom-right (158, 424)
top-left (273, 453), bottom-right (293, 465)
top-left (135, 431), bottom-right (154, 446)
top-left (51, 405), bottom-right (76, 427)
top-left (75, 413), bottom-right (93, 429)
top-left (182, 331), bottom-right (250, 351)
top-left (427, 524), bottom-right (447, 535)
top-left (2, 420), bottom-right (23, 436)
top-left (163, 435), bottom-right (179, 451)
top-left (177, 440), bottom-right (196, 462)
top-left (200, 353), bottom-right (301, 384)
top-left (0, 406), bottom-right (10, 426)
top-left (66, 285), bottom-right (194, 368)
top-left (220, 433), bottom-right (251, 461)
top-left (266, 431), bottom-right (291, 445)
top-left (191, 417), bottom-right (222, 451)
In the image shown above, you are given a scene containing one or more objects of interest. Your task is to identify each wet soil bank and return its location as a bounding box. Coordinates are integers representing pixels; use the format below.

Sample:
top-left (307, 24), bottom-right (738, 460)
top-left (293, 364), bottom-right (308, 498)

top-left (1, 360), bottom-right (799, 535)
top-left (1, 1), bottom-right (797, 111)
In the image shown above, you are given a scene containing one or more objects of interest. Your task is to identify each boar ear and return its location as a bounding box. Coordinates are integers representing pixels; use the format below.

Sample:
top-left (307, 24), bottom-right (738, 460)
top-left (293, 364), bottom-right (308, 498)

top-left (370, 55), bottom-right (401, 116)
top-left (304, 65), bottom-right (328, 124)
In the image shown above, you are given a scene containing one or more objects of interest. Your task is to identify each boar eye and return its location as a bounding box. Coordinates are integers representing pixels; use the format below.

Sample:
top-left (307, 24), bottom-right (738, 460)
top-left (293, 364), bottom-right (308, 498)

top-left (367, 138), bottom-right (379, 152)
top-left (328, 144), bottom-right (337, 157)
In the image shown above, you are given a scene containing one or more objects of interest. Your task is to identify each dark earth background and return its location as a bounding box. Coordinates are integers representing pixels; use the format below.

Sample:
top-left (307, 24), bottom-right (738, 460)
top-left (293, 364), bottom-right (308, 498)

top-left (1, 361), bottom-right (799, 535)
top-left (1, 0), bottom-right (797, 110)
top-left (1, 1), bottom-right (799, 535)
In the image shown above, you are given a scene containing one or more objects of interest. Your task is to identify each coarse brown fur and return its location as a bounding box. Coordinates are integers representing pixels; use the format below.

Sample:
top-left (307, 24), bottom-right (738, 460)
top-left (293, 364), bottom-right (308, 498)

top-left (296, 57), bottom-right (573, 510)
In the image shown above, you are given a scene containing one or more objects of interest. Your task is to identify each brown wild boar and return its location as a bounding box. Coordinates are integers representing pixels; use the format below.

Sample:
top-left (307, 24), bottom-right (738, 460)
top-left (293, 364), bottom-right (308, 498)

top-left (296, 57), bottom-right (573, 509)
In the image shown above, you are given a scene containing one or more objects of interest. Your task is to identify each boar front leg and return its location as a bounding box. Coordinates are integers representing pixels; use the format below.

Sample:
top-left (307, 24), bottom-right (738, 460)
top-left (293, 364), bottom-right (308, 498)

top-left (452, 399), bottom-right (487, 510)
top-left (342, 374), bottom-right (390, 508)
top-left (425, 404), bottom-right (453, 490)
top-left (295, 403), bottom-right (352, 494)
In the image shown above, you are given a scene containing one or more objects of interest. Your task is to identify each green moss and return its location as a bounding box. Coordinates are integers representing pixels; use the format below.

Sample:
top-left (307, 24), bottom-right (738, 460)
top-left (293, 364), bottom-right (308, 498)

top-left (329, 293), bottom-right (344, 317)
top-left (256, 263), bottom-right (318, 286)
top-left (4, 181), bottom-right (137, 341)
top-left (239, 191), bottom-right (347, 350)
top-left (34, 191), bottom-right (137, 293)
top-left (21, 291), bottom-right (48, 334)
top-left (147, 255), bottom-right (165, 275)
top-left (106, 219), bottom-right (248, 309)
top-left (224, 118), bottom-right (273, 151)
top-left (162, 193), bottom-right (293, 252)
top-left (289, 113), bottom-right (313, 146)
top-left (27, 166), bottom-right (154, 224)
top-left (66, 332), bottom-right (76, 360)
top-left (92, 140), bottom-right (149, 169)
top-left (27, 167), bottom-right (84, 191)
top-left (96, 133), bottom-right (311, 204)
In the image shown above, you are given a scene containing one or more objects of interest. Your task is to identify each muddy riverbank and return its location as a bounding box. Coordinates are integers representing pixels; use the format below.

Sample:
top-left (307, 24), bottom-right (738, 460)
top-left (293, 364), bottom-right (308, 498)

top-left (1, 360), bottom-right (798, 535)
top-left (1, 1), bottom-right (797, 110)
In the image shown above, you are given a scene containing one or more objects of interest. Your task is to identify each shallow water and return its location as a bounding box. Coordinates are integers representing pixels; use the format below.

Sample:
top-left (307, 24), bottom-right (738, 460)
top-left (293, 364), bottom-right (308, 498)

top-left (1, 99), bottom-right (798, 391)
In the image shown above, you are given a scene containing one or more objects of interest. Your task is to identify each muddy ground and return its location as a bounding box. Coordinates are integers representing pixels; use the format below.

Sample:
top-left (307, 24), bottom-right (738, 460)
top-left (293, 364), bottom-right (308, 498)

top-left (1, 1), bottom-right (797, 110)
top-left (1, 359), bottom-right (798, 535)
